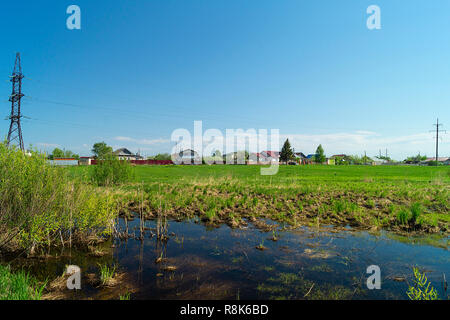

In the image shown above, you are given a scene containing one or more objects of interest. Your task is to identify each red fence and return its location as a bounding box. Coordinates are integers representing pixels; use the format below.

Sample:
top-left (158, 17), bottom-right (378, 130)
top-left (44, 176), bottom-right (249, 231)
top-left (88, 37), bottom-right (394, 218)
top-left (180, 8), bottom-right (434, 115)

top-left (91, 159), bottom-right (173, 165)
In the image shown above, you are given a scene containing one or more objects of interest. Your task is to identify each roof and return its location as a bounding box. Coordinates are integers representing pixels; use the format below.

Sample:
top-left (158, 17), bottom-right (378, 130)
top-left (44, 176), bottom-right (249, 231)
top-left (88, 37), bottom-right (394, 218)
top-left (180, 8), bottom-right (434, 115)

top-left (425, 157), bottom-right (449, 162)
top-left (114, 148), bottom-right (134, 156)
top-left (179, 149), bottom-right (199, 157)
top-left (262, 151), bottom-right (279, 158)
top-left (295, 152), bottom-right (307, 158)
top-left (331, 154), bottom-right (347, 158)
top-left (306, 154), bottom-right (316, 159)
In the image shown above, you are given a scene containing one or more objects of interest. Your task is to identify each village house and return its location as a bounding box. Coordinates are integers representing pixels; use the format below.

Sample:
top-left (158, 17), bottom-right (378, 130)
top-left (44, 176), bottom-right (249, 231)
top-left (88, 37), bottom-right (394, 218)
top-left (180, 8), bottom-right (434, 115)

top-left (172, 149), bottom-right (201, 164)
top-left (248, 152), bottom-right (263, 164)
top-left (78, 156), bottom-right (93, 165)
top-left (113, 148), bottom-right (143, 161)
top-left (260, 151), bottom-right (280, 163)
top-left (421, 157), bottom-right (450, 165)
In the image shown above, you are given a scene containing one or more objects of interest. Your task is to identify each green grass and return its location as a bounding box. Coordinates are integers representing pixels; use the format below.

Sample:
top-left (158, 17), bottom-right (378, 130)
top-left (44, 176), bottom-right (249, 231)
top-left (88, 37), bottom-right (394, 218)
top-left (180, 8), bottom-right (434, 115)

top-left (67, 165), bottom-right (450, 234)
top-left (119, 292), bottom-right (131, 300)
top-left (0, 265), bottom-right (46, 300)
top-left (98, 263), bottom-right (116, 285)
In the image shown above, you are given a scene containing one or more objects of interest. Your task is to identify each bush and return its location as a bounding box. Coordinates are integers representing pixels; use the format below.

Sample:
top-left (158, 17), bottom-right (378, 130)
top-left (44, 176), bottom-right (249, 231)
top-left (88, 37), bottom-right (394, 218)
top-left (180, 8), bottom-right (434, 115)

top-left (0, 143), bottom-right (117, 252)
top-left (90, 155), bottom-right (134, 186)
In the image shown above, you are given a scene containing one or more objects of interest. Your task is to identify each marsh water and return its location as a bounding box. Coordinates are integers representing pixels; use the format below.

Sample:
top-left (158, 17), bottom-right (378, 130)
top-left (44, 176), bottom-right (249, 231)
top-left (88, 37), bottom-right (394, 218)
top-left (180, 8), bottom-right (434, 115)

top-left (8, 216), bottom-right (450, 300)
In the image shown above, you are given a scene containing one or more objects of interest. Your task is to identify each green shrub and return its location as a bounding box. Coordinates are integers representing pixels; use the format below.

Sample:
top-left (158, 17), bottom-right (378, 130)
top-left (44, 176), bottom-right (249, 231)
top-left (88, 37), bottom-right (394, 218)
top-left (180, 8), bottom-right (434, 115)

top-left (0, 143), bottom-right (117, 252)
top-left (90, 155), bottom-right (134, 186)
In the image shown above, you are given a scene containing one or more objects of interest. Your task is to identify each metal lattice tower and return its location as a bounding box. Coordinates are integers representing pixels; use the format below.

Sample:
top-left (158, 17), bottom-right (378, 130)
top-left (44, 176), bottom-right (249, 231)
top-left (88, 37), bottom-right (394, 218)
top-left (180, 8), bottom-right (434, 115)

top-left (7, 53), bottom-right (24, 151)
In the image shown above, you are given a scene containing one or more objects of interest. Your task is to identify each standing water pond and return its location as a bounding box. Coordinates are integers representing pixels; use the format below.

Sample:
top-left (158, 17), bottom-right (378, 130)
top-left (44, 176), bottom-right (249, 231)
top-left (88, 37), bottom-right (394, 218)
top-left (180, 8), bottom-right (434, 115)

top-left (5, 215), bottom-right (449, 300)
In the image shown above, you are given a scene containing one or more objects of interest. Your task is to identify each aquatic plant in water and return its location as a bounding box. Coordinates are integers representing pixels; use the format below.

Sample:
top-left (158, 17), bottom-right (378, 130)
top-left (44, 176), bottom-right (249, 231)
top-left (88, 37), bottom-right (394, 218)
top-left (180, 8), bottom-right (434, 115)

top-left (407, 268), bottom-right (439, 300)
top-left (99, 263), bottom-right (116, 286)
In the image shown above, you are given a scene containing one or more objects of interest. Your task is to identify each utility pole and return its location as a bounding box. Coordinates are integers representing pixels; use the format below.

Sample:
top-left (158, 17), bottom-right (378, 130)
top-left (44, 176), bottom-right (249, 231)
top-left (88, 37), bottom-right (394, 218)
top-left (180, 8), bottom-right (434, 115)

top-left (6, 53), bottom-right (25, 151)
top-left (431, 118), bottom-right (445, 165)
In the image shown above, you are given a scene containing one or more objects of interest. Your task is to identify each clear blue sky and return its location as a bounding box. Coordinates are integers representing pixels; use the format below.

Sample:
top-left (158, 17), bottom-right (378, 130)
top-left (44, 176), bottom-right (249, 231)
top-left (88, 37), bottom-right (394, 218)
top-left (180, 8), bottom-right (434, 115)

top-left (0, 0), bottom-right (449, 159)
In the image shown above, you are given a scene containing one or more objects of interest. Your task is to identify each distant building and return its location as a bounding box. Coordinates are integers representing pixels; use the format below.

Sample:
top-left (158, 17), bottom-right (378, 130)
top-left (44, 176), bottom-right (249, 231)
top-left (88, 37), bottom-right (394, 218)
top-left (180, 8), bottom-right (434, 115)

top-left (260, 151), bottom-right (279, 163)
top-left (295, 152), bottom-right (307, 159)
top-left (248, 152), bottom-right (266, 164)
top-left (113, 148), bottom-right (143, 160)
top-left (331, 154), bottom-right (347, 158)
top-left (79, 156), bottom-right (93, 165)
top-left (294, 152), bottom-right (312, 165)
top-left (424, 157), bottom-right (449, 163)
top-left (172, 149), bottom-right (201, 164)
top-left (49, 158), bottom-right (78, 166)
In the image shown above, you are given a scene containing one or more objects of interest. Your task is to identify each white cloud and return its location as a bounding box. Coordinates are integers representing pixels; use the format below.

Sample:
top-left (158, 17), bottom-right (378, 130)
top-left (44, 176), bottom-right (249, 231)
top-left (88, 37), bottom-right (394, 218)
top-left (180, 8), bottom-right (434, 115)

top-left (283, 131), bottom-right (445, 159)
top-left (112, 130), bottom-right (448, 160)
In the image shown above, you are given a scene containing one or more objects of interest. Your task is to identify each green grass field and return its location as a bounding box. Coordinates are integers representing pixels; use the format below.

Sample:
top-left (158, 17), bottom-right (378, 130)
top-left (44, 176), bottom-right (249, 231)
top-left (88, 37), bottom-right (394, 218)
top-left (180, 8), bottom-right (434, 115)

top-left (69, 165), bottom-right (450, 234)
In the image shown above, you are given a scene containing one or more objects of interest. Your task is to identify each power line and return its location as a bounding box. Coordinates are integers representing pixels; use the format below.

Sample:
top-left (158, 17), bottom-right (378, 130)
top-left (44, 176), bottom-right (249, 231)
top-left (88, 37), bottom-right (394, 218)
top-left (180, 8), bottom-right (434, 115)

top-left (24, 76), bottom-right (379, 132)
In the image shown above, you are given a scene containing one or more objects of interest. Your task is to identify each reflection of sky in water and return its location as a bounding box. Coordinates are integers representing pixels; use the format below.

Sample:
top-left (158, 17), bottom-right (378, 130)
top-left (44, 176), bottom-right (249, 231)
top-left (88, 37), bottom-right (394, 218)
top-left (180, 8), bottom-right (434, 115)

top-left (113, 218), bottom-right (449, 300)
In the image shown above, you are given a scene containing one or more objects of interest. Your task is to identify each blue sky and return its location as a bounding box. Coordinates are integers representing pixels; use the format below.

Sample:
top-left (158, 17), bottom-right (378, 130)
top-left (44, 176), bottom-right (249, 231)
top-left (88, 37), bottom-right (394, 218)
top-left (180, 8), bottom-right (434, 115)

top-left (0, 0), bottom-right (449, 159)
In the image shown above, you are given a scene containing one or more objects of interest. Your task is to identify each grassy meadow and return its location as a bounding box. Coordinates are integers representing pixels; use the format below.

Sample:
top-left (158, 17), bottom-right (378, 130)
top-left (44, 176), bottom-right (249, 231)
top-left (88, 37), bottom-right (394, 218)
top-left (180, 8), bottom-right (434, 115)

top-left (68, 164), bottom-right (450, 235)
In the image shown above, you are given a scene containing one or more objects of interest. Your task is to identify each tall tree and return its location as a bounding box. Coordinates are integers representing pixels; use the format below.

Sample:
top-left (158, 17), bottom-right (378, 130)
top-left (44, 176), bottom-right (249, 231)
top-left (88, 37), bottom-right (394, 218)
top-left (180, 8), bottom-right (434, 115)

top-left (92, 142), bottom-right (113, 159)
top-left (314, 144), bottom-right (326, 163)
top-left (280, 139), bottom-right (294, 163)
top-left (51, 148), bottom-right (65, 159)
top-left (48, 148), bottom-right (79, 160)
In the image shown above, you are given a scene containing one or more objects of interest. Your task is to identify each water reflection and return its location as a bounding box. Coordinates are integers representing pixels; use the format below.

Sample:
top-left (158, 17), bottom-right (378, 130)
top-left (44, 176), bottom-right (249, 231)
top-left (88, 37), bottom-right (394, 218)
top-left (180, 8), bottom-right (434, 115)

top-left (112, 217), bottom-right (449, 300)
